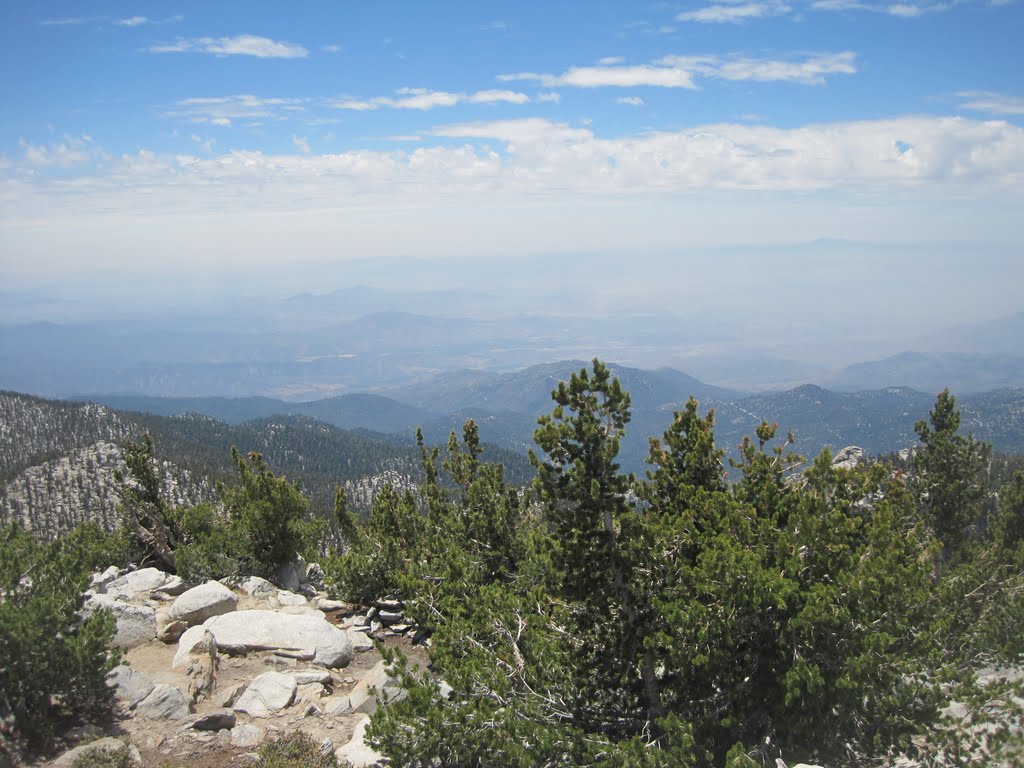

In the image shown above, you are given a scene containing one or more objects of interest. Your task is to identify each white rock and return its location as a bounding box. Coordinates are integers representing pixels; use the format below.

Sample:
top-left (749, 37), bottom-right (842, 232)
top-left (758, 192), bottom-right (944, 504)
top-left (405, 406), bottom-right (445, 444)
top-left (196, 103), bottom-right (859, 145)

top-left (293, 669), bottom-right (332, 685)
top-left (230, 723), bottom-right (265, 748)
top-left (86, 594), bottom-right (157, 649)
top-left (89, 565), bottom-right (121, 592)
top-left (335, 715), bottom-right (385, 768)
top-left (239, 576), bottom-right (277, 597)
top-left (233, 671), bottom-right (297, 717)
top-left (274, 590), bottom-right (308, 607)
top-left (316, 598), bottom-right (348, 612)
top-left (348, 629), bottom-right (374, 652)
top-left (831, 445), bottom-right (865, 471)
top-left (156, 614), bottom-right (188, 643)
top-left (173, 625), bottom-right (211, 669)
top-left (51, 737), bottom-right (140, 768)
top-left (107, 665), bottom-right (154, 708)
top-left (136, 684), bottom-right (190, 720)
top-left (171, 581), bottom-right (238, 626)
top-left (296, 683), bottom-right (326, 702)
top-left (327, 661), bottom-right (399, 716)
top-left (153, 575), bottom-right (189, 596)
top-left (106, 567), bottom-right (171, 599)
top-left (202, 609), bottom-right (353, 667)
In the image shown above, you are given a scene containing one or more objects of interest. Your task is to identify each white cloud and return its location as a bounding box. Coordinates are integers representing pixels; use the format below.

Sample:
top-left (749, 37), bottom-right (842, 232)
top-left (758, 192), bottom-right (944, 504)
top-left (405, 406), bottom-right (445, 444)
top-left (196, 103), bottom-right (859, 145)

top-left (149, 35), bottom-right (308, 59)
top-left (677, 2), bottom-right (792, 22)
top-left (537, 92), bottom-right (562, 103)
top-left (599, 56), bottom-right (625, 65)
top-left (501, 52), bottom-right (855, 90)
top-left (958, 91), bottom-right (1024, 115)
top-left (41, 16), bottom-right (96, 26)
top-left (6, 117), bottom-right (1023, 238)
top-left (323, 44), bottom-right (341, 53)
top-left (616, 96), bottom-right (645, 106)
top-left (4, 117), bottom-right (1023, 278)
top-left (115, 16), bottom-right (151, 27)
top-left (292, 135), bottom-right (312, 154)
top-left (500, 64), bottom-right (698, 89)
top-left (19, 136), bottom-right (98, 168)
top-left (811, 0), bottom-right (949, 13)
top-left (167, 95), bottom-right (307, 125)
top-left (662, 51), bottom-right (857, 85)
top-left (332, 88), bottom-right (530, 111)
top-left (809, 0), bottom-right (870, 9)
top-left (469, 90), bottom-right (530, 105)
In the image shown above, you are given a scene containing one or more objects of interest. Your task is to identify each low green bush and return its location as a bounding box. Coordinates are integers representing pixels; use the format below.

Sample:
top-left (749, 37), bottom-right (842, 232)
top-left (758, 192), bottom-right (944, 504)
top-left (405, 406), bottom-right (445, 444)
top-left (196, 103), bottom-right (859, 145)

top-left (257, 731), bottom-right (335, 768)
top-left (0, 524), bottom-right (117, 757)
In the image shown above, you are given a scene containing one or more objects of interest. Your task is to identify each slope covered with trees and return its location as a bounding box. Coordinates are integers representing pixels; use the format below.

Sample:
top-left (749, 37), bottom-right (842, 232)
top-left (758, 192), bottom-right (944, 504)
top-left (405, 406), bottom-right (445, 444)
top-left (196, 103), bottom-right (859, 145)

top-left (328, 361), bottom-right (1024, 766)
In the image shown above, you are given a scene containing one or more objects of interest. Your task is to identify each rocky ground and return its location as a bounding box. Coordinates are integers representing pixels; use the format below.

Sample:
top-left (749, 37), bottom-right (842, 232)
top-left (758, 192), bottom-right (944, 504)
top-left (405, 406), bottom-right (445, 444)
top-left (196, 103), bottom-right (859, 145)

top-left (32, 561), bottom-right (427, 768)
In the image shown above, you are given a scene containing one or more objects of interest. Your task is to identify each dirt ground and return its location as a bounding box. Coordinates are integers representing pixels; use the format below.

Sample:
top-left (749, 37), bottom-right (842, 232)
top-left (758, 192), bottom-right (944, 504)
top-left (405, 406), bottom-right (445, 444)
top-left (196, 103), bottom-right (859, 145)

top-left (29, 622), bottom-right (429, 768)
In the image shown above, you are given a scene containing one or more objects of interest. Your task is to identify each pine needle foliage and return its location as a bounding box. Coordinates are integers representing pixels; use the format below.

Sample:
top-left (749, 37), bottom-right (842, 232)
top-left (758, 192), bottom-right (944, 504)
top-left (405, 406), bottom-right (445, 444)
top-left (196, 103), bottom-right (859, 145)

top-left (327, 361), bottom-right (1024, 767)
top-left (0, 523), bottom-right (118, 757)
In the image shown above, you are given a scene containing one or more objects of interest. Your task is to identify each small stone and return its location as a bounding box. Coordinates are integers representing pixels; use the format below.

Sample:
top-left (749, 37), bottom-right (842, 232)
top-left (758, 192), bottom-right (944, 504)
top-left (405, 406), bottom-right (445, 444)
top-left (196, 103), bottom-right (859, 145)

top-left (348, 630), bottom-right (374, 652)
top-left (154, 575), bottom-right (189, 596)
top-left (335, 715), bottom-right (385, 768)
top-left (90, 566), bottom-right (120, 592)
top-left (233, 671), bottom-right (296, 717)
top-left (377, 610), bottom-right (403, 624)
top-left (297, 683), bottom-right (327, 702)
top-left (389, 624), bottom-right (411, 634)
top-left (274, 590), bottom-right (307, 607)
top-left (230, 723), bottom-right (265, 748)
top-left (171, 581), bottom-right (238, 626)
top-left (294, 669), bottom-right (332, 685)
top-left (137, 684), bottom-right (190, 720)
top-left (217, 682), bottom-right (248, 708)
top-left (239, 576), bottom-right (277, 597)
top-left (316, 598), bottom-right (348, 612)
top-left (106, 568), bottom-right (170, 599)
top-left (107, 665), bottom-right (154, 709)
top-left (185, 629), bottom-right (219, 706)
top-left (86, 595), bottom-right (157, 649)
top-left (190, 709), bottom-right (236, 731)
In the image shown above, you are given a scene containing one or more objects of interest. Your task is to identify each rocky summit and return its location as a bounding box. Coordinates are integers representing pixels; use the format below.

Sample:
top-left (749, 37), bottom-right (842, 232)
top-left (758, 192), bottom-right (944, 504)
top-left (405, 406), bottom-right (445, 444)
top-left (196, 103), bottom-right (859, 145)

top-left (37, 560), bottom-right (421, 768)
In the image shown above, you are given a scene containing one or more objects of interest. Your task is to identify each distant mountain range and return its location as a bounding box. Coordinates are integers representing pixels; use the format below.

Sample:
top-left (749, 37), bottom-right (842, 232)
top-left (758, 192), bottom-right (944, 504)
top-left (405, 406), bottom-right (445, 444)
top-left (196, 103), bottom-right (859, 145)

top-left (820, 351), bottom-right (1024, 395)
top-left (4, 357), bottom-right (1023, 541)
top-left (80, 361), bottom-right (1024, 473)
top-left (3, 277), bottom-right (1020, 399)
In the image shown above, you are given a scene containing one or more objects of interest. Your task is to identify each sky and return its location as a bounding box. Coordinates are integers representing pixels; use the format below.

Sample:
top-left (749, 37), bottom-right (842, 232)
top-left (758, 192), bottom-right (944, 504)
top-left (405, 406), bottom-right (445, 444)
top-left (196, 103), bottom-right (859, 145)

top-left (1, 1), bottom-right (1023, 331)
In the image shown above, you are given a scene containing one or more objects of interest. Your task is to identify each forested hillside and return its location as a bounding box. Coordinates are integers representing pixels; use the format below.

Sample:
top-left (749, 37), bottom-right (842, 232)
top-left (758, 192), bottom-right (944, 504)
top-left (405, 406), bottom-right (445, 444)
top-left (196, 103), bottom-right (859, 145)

top-left (86, 364), bottom-right (1024, 472)
top-left (0, 391), bottom-right (531, 540)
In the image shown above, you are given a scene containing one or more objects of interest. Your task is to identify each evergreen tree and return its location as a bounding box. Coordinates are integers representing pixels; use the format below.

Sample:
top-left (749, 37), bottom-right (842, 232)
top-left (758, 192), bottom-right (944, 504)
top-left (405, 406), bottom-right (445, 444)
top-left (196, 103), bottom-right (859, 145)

top-left (0, 524), bottom-right (117, 758)
top-left (337, 362), bottom-right (1013, 766)
top-left (913, 389), bottom-right (991, 558)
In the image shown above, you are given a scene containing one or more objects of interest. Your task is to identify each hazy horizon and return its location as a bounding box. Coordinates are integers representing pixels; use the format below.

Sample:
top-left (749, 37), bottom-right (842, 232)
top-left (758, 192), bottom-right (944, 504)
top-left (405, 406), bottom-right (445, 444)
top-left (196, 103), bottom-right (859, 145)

top-left (2, 3), bottom-right (1022, 396)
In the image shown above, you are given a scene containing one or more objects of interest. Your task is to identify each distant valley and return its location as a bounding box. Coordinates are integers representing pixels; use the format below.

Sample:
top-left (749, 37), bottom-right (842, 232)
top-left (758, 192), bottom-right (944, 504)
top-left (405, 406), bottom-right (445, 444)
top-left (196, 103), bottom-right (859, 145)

top-left (82, 359), bottom-right (1024, 472)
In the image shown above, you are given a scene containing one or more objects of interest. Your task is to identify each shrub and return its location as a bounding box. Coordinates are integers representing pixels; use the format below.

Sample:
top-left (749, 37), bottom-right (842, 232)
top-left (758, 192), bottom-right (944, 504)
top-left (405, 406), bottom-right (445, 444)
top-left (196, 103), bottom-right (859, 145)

top-left (0, 524), bottom-right (117, 757)
top-left (257, 731), bottom-right (335, 768)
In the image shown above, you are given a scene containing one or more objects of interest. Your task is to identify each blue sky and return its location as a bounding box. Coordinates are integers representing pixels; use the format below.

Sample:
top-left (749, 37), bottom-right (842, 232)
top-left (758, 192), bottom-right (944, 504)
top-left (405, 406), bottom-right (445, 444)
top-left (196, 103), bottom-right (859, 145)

top-left (1, 1), bottom-right (1023, 329)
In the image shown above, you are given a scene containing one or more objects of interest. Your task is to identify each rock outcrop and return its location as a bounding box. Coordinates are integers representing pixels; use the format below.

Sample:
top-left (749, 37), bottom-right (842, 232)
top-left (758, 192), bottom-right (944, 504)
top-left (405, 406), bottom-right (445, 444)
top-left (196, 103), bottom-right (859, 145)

top-left (43, 562), bottom-right (408, 767)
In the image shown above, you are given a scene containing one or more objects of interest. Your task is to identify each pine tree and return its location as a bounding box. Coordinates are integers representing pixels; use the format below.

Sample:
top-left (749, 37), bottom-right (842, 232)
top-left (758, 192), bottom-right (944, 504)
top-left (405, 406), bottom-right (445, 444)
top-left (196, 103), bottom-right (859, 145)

top-left (913, 389), bottom-right (991, 558)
